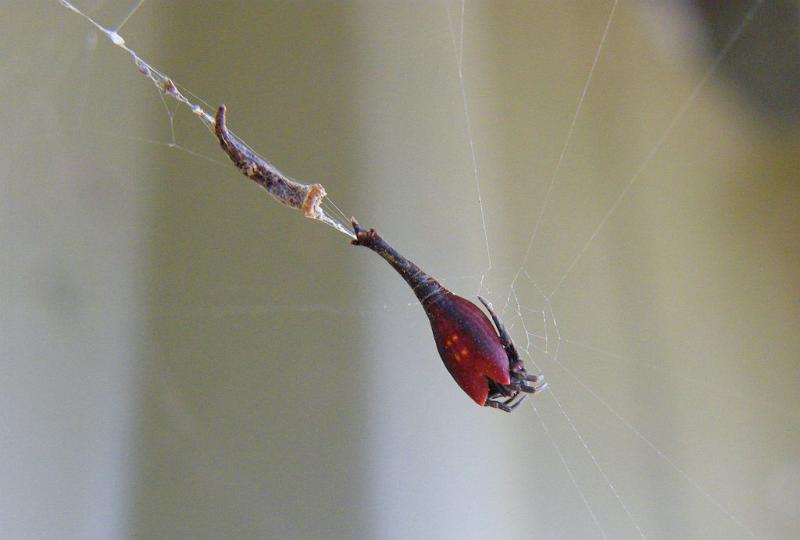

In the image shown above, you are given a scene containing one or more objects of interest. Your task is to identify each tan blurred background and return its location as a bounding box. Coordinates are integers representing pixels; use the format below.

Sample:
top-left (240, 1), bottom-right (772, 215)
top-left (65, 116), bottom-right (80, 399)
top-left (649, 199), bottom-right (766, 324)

top-left (2, 1), bottom-right (799, 539)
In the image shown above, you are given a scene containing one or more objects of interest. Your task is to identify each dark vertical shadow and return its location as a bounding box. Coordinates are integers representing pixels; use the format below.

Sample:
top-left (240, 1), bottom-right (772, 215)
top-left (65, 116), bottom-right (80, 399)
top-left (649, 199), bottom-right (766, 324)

top-left (133, 2), bottom-right (366, 539)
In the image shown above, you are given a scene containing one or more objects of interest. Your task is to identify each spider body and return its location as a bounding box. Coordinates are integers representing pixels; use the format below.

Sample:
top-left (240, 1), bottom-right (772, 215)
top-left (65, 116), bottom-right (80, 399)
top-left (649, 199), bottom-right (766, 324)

top-left (351, 219), bottom-right (545, 411)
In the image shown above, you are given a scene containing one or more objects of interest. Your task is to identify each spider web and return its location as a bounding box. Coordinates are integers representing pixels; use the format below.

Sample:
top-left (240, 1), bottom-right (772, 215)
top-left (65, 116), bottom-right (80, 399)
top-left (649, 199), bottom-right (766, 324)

top-left (14, 1), bottom-right (800, 539)
top-left (435, 1), bottom-right (798, 539)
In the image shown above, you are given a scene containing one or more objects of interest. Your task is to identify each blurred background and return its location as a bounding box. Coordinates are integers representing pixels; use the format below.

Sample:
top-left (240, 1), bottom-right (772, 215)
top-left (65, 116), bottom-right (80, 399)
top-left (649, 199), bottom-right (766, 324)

top-left (2, 1), bottom-right (799, 538)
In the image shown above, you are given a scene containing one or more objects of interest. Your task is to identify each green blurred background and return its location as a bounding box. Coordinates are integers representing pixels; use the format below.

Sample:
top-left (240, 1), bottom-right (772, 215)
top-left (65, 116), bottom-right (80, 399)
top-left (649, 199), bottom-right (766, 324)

top-left (2, 1), bottom-right (799, 539)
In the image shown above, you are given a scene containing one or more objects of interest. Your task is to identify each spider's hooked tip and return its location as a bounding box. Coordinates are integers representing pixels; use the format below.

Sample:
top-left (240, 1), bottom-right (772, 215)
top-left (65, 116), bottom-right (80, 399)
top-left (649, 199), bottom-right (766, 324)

top-left (214, 104), bottom-right (227, 129)
top-left (351, 217), bottom-right (368, 236)
top-left (350, 217), bottom-right (365, 245)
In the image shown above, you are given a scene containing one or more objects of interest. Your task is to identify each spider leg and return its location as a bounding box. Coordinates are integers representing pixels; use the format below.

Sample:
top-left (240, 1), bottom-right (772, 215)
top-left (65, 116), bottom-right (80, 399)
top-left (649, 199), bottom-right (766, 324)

top-left (485, 399), bottom-right (512, 412)
top-left (508, 364), bottom-right (543, 381)
top-left (488, 379), bottom-right (515, 398)
top-left (478, 296), bottom-right (515, 352)
top-left (510, 369), bottom-right (546, 388)
top-left (506, 376), bottom-right (548, 393)
top-left (504, 393), bottom-right (528, 411)
top-left (486, 389), bottom-right (531, 412)
top-left (508, 393), bottom-right (527, 410)
top-left (518, 381), bottom-right (548, 394)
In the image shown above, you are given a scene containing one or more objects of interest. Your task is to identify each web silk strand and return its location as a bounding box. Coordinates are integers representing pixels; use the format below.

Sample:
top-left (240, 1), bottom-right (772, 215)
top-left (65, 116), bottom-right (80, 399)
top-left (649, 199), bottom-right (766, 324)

top-left (549, 0), bottom-right (765, 299)
top-left (445, 0), bottom-right (493, 294)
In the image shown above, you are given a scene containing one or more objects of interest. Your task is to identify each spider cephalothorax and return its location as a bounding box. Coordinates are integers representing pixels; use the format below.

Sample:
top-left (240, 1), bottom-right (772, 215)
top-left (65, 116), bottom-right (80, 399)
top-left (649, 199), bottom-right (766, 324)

top-left (477, 297), bottom-right (545, 411)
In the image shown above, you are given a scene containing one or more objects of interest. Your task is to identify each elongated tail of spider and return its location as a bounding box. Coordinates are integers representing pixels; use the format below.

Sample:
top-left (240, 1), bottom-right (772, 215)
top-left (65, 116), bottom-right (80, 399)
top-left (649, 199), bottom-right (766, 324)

top-left (214, 105), bottom-right (327, 219)
top-left (350, 219), bottom-right (545, 411)
top-left (213, 105), bottom-right (356, 238)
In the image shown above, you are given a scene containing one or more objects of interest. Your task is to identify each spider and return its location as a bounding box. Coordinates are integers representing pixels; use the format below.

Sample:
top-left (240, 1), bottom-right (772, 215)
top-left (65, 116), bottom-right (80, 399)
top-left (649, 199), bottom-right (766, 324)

top-left (212, 104), bottom-right (546, 411)
top-left (351, 219), bottom-right (546, 412)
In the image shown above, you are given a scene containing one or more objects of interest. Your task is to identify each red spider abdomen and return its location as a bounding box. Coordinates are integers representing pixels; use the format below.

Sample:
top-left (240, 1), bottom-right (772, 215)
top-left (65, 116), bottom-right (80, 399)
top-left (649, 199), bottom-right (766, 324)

top-left (424, 293), bottom-right (511, 405)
